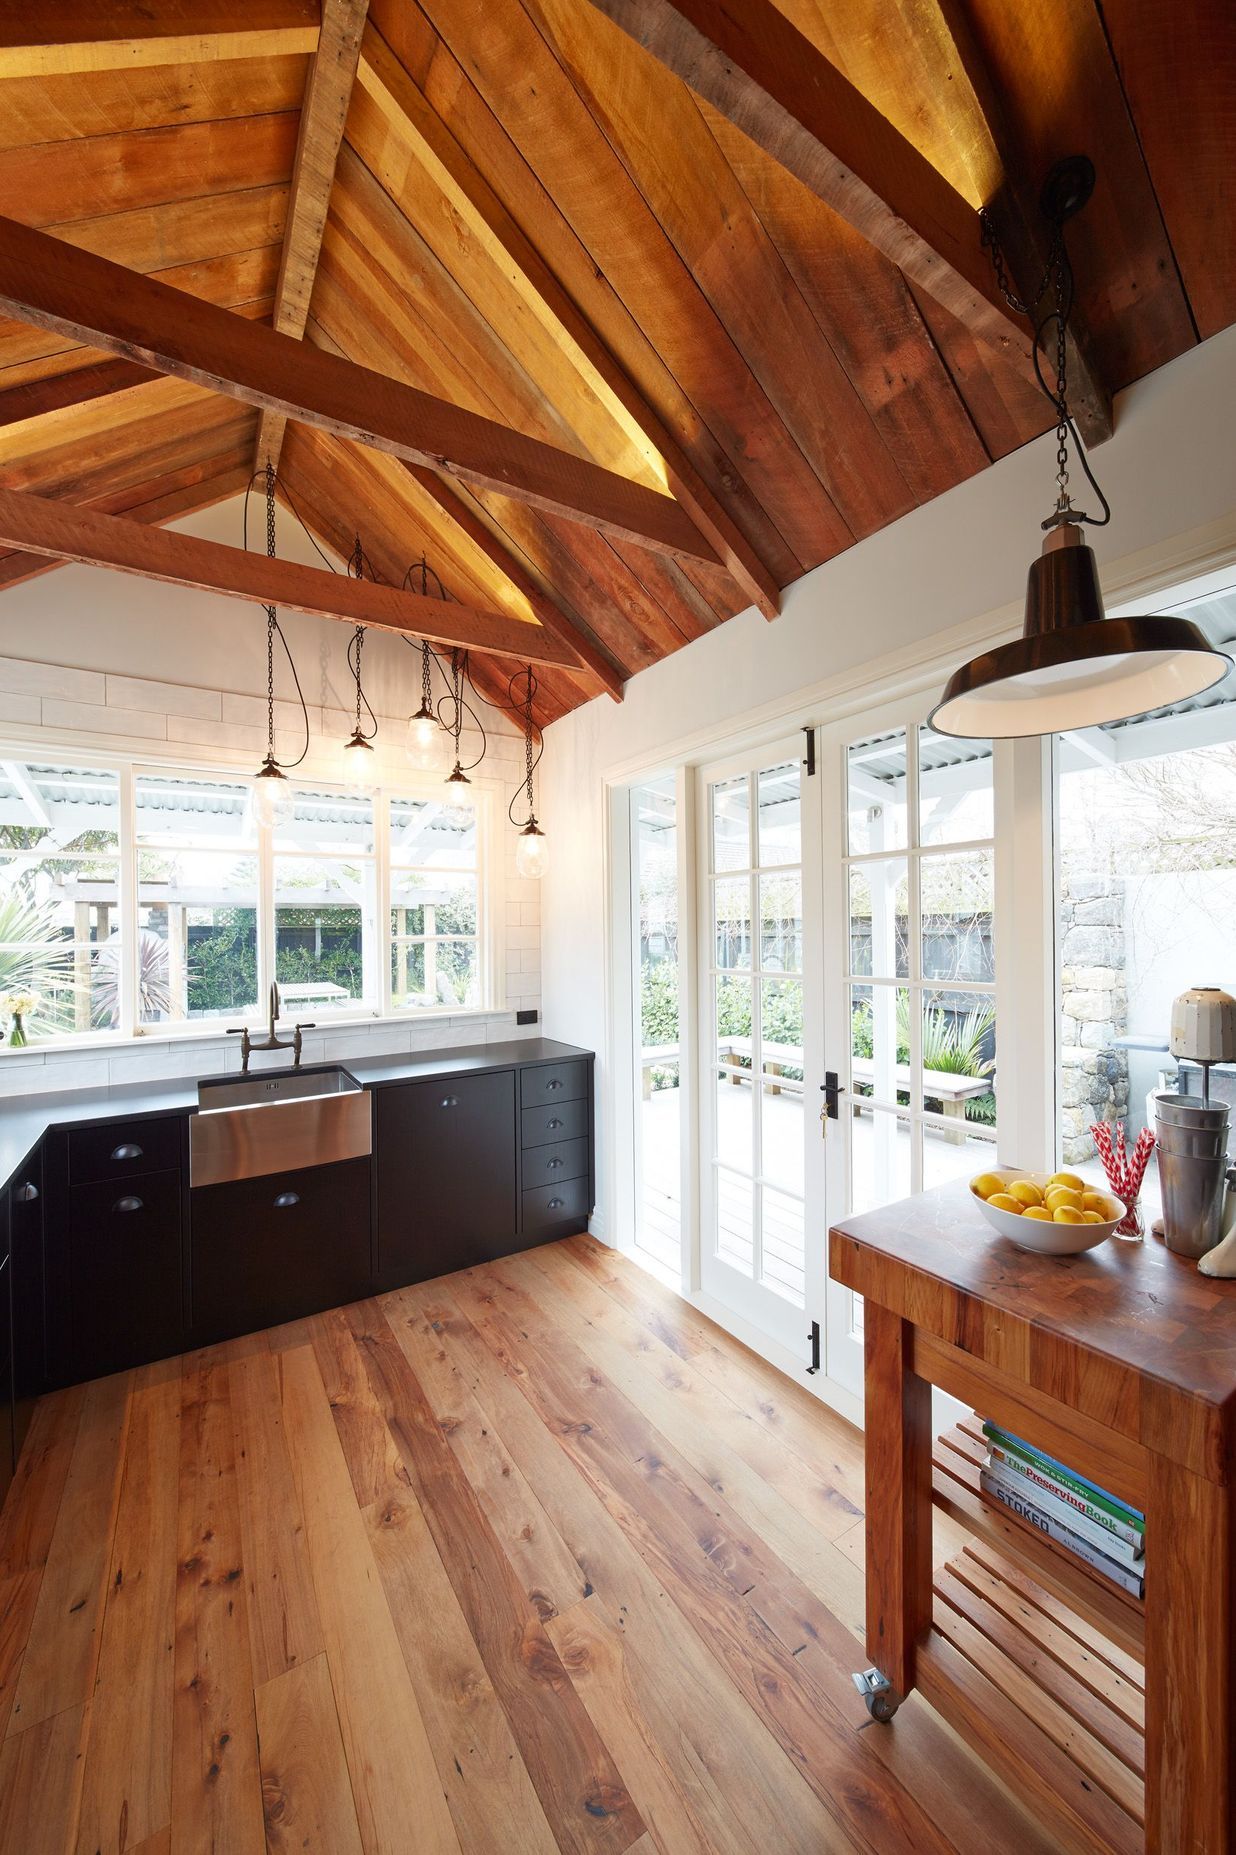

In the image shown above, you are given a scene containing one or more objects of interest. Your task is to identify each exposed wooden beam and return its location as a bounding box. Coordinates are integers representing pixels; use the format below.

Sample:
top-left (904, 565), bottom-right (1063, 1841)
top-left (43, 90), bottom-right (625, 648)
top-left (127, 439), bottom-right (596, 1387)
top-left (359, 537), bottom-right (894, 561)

top-left (357, 26), bottom-right (779, 619)
top-left (256, 0), bottom-right (370, 474)
top-left (581, 0), bottom-right (1113, 442)
top-left (0, 214), bottom-right (719, 568)
top-left (0, 484), bottom-right (584, 671)
top-left (0, 2), bottom-right (320, 79)
top-left (402, 465), bottom-right (625, 702)
top-left (0, 358), bottom-right (158, 432)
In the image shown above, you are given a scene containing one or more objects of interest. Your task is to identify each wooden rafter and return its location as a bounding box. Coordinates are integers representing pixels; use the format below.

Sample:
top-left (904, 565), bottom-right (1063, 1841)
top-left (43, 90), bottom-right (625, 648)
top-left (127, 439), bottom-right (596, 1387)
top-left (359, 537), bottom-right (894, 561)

top-left (358, 26), bottom-right (780, 620)
top-left (0, 358), bottom-right (158, 432)
top-left (582, 0), bottom-right (1113, 443)
top-left (256, 0), bottom-right (370, 474)
top-left (0, 214), bottom-right (721, 567)
top-left (0, 485), bottom-right (584, 670)
top-left (0, 2), bottom-right (319, 79)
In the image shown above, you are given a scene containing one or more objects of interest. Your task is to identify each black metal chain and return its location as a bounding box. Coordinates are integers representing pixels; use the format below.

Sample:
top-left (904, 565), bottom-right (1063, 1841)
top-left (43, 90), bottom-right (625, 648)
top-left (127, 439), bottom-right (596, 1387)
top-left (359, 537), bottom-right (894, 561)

top-left (523, 666), bottom-right (537, 819)
top-left (264, 461), bottom-right (278, 759)
top-left (353, 624), bottom-right (365, 734)
top-left (421, 638), bottom-right (433, 711)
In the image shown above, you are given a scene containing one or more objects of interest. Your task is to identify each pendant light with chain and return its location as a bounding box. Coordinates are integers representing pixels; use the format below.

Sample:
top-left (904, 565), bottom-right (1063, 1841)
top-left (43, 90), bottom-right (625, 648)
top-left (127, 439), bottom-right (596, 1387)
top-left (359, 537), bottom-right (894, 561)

top-left (513, 666), bottom-right (547, 879)
top-left (341, 537), bottom-right (378, 787)
top-left (403, 559), bottom-right (450, 770)
top-left (248, 460), bottom-right (310, 829)
top-left (930, 158), bottom-right (1230, 739)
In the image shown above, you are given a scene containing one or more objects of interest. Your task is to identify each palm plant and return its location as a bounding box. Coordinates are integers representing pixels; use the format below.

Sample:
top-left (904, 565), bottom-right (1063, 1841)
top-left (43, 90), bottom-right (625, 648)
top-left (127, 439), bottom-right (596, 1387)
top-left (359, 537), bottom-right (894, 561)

top-left (0, 889), bottom-right (82, 1036)
top-left (93, 929), bottom-right (171, 1029)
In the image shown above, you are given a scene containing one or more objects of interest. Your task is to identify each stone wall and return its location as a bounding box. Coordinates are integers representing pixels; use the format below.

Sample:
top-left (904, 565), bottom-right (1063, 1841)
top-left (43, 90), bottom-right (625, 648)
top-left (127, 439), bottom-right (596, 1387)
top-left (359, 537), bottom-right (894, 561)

top-left (1059, 871), bottom-right (1130, 1162)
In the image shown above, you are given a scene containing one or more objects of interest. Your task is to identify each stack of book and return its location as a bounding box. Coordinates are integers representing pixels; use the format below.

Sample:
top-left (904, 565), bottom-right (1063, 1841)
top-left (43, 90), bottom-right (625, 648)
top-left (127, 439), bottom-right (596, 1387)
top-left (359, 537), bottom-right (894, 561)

top-left (978, 1422), bottom-right (1145, 1599)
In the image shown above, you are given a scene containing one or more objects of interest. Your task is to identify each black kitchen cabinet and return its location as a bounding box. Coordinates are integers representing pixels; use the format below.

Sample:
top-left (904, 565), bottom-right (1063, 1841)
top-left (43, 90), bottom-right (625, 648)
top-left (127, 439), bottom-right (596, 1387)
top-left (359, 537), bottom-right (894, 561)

top-left (190, 1156), bottom-right (371, 1346)
top-left (67, 1167), bottom-right (183, 1382)
top-left (376, 1070), bottom-right (517, 1288)
top-left (9, 1149), bottom-right (44, 1457)
top-left (0, 1248), bottom-right (13, 1507)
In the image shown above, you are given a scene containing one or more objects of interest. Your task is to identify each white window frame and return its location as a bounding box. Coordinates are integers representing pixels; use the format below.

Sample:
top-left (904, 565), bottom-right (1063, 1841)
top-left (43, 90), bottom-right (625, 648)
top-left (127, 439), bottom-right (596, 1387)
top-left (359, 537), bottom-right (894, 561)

top-left (0, 746), bottom-right (504, 1050)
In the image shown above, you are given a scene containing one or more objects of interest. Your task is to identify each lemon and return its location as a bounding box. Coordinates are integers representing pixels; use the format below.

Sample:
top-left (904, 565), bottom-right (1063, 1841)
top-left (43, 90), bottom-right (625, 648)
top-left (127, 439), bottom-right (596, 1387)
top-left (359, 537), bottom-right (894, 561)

top-left (1022, 1206), bottom-right (1053, 1222)
top-left (988, 1193), bottom-right (1024, 1215)
top-left (971, 1172), bottom-right (1006, 1201)
top-left (1082, 1191), bottom-right (1113, 1216)
top-left (1046, 1186), bottom-right (1083, 1211)
top-left (1053, 1205), bottom-right (1086, 1224)
top-left (1080, 1209), bottom-right (1105, 1224)
top-left (1008, 1180), bottom-right (1044, 1208)
top-left (1048, 1171), bottom-right (1085, 1191)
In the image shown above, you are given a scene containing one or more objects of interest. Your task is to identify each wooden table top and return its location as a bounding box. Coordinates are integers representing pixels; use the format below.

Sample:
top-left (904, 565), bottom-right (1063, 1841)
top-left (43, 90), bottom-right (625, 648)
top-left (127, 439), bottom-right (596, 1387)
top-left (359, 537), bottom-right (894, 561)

top-left (830, 1181), bottom-right (1236, 1482)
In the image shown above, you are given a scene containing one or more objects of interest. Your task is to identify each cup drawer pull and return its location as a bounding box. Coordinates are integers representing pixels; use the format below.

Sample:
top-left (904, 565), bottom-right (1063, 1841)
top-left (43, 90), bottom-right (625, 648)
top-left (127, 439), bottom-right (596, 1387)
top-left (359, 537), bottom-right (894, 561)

top-left (15, 1181), bottom-right (38, 1203)
top-left (546, 1157), bottom-right (564, 1169)
top-left (273, 1191), bottom-right (300, 1209)
top-left (111, 1143), bottom-right (143, 1162)
top-left (113, 1195), bottom-right (144, 1214)
top-left (547, 1196), bottom-right (565, 1210)
top-left (546, 1118), bottom-right (563, 1129)
top-left (545, 1079), bottom-right (563, 1091)
top-left (440, 1096), bottom-right (459, 1109)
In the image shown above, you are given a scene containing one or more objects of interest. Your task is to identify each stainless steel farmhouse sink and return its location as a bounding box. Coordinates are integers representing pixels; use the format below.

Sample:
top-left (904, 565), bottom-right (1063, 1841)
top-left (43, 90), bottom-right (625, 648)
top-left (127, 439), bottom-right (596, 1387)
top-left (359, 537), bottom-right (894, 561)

top-left (190, 1063), bottom-right (372, 1187)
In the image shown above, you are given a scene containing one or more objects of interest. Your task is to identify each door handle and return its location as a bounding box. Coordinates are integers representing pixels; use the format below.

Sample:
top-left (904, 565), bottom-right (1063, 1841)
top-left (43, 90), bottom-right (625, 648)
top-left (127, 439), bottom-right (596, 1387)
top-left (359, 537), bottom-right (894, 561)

top-left (820, 1072), bottom-right (845, 1122)
top-left (14, 1181), bottom-right (38, 1203)
top-left (273, 1192), bottom-right (300, 1209)
top-left (113, 1195), bottom-right (144, 1214)
top-left (111, 1143), bottom-right (143, 1161)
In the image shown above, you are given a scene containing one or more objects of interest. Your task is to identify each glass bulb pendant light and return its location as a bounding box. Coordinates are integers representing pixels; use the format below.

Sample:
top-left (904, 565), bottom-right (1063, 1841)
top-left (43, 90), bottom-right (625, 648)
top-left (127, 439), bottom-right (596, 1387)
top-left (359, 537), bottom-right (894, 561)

top-left (513, 665), bottom-right (547, 879)
top-left (407, 637), bottom-right (443, 770)
top-left (341, 540), bottom-right (378, 786)
top-left (931, 158), bottom-right (1230, 740)
top-left (250, 461), bottom-right (293, 830)
top-left (444, 649), bottom-right (472, 785)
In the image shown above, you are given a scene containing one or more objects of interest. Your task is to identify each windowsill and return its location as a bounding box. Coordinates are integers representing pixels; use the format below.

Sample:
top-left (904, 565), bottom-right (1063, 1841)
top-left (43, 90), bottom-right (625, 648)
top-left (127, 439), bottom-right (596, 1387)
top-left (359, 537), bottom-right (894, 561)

top-left (0, 1004), bottom-right (516, 1061)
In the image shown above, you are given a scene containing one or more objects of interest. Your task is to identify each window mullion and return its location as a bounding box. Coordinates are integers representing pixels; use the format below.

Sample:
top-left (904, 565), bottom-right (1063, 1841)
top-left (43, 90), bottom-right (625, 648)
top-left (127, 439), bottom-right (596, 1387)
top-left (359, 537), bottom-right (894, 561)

top-left (119, 762), bottom-right (137, 1038)
top-left (377, 787), bottom-right (392, 1018)
top-left (257, 791), bottom-right (274, 1013)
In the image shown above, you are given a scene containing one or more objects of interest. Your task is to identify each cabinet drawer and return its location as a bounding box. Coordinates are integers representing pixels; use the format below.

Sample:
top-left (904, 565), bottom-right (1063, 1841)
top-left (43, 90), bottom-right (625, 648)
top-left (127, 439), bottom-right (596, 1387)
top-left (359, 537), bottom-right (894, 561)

top-left (522, 1174), bottom-right (591, 1237)
top-left (521, 1098), bottom-right (588, 1149)
top-left (70, 1114), bottom-right (182, 1185)
top-left (519, 1060), bottom-right (587, 1110)
top-left (522, 1137), bottom-right (589, 1189)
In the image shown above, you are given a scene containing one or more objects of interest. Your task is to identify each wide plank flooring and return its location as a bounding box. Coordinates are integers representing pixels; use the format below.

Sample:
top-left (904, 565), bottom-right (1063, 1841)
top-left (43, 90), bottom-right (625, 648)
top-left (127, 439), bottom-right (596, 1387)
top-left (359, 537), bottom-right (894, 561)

top-left (0, 1234), bottom-right (1056, 1854)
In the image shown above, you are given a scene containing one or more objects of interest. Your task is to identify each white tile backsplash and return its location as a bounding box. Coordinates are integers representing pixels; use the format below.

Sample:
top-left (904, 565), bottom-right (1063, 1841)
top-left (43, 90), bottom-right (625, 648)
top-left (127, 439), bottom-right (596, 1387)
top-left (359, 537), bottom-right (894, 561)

top-left (42, 699), bottom-right (167, 739)
top-left (0, 656), bottom-right (105, 703)
top-left (107, 676), bottom-right (222, 721)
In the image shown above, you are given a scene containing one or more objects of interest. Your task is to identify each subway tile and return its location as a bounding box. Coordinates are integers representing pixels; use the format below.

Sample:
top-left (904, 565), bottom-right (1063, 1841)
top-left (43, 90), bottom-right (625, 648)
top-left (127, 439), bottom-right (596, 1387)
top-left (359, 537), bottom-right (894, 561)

top-left (0, 691), bottom-right (34, 725)
top-left (106, 676), bottom-right (221, 721)
top-left (507, 925), bottom-right (539, 952)
top-left (0, 1056), bottom-right (112, 1097)
top-left (42, 700), bottom-right (166, 740)
top-left (505, 972), bottom-right (540, 1001)
top-left (222, 692), bottom-right (320, 734)
top-left (167, 714), bottom-right (263, 751)
top-left (0, 657), bottom-right (106, 703)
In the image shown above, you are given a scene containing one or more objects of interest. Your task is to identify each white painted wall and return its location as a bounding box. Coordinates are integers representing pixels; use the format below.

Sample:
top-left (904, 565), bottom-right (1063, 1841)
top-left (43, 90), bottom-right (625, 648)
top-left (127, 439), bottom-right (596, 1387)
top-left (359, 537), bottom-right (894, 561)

top-left (0, 495), bottom-right (544, 1091)
top-left (540, 325), bottom-right (1236, 1229)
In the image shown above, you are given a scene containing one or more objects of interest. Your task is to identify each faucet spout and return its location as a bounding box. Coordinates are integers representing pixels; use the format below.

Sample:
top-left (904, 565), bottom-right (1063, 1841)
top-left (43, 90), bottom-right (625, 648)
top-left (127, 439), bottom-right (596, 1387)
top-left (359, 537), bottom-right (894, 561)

top-left (269, 980), bottom-right (281, 1036)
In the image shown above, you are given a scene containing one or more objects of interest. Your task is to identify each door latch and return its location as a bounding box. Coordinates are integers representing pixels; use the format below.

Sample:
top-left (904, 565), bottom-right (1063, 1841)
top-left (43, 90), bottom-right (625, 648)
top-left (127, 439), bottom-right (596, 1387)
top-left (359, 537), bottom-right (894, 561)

top-left (820, 1071), bottom-right (845, 1121)
top-left (806, 1319), bottom-right (821, 1375)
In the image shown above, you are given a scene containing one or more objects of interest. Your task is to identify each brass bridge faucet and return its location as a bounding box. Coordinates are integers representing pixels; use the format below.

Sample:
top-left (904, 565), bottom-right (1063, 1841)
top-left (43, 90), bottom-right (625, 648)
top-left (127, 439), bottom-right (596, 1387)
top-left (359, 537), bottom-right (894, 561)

top-left (228, 982), bottom-right (315, 1073)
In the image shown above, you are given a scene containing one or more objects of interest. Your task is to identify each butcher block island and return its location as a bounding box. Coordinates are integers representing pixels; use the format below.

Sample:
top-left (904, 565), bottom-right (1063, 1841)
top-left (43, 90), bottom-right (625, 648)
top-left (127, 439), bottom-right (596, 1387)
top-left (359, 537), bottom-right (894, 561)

top-left (829, 1180), bottom-right (1236, 1855)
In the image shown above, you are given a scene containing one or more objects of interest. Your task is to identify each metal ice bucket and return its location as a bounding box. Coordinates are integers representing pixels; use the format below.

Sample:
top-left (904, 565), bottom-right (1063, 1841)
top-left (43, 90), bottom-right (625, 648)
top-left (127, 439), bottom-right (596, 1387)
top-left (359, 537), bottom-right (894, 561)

top-left (1153, 1092), bottom-right (1231, 1258)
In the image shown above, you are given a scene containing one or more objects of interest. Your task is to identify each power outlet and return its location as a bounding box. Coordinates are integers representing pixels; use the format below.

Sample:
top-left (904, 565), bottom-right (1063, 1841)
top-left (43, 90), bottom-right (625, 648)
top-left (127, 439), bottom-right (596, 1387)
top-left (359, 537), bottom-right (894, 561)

top-left (516, 1008), bottom-right (538, 1025)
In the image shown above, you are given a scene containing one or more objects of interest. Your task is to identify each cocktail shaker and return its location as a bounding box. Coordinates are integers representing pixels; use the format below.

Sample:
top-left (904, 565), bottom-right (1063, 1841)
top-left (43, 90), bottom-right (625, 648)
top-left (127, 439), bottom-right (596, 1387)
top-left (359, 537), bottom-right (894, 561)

top-left (1153, 1092), bottom-right (1231, 1259)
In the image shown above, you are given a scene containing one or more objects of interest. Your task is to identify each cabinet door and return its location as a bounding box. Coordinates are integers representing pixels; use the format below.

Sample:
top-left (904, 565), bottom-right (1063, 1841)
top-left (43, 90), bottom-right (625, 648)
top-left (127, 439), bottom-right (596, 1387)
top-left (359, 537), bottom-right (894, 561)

top-left (68, 1169), bottom-right (183, 1382)
top-left (0, 1254), bottom-right (12, 1503)
top-left (376, 1071), bottom-right (516, 1289)
top-left (10, 1150), bottom-right (44, 1457)
top-left (190, 1157), bottom-right (371, 1347)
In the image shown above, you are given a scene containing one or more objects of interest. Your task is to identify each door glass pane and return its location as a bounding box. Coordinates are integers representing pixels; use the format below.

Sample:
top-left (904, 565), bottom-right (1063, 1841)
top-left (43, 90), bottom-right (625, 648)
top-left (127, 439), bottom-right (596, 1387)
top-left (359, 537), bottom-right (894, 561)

top-left (761, 1080), bottom-right (803, 1191)
top-left (849, 860), bottom-right (908, 977)
top-left (759, 872), bottom-right (801, 972)
top-left (921, 988), bottom-right (996, 1127)
top-left (848, 730), bottom-right (907, 853)
top-left (761, 1186), bottom-right (805, 1302)
top-left (761, 977), bottom-right (803, 1078)
top-left (716, 1169), bottom-right (754, 1269)
top-left (850, 1108), bottom-right (913, 1214)
top-left (918, 727), bottom-right (994, 844)
top-left (922, 1120), bottom-right (998, 1191)
top-left (714, 876), bottom-right (751, 968)
top-left (757, 761), bottom-right (800, 865)
top-left (712, 775), bottom-right (749, 872)
top-left (850, 982), bottom-right (909, 1106)
top-left (920, 851), bottom-right (994, 981)
top-left (635, 777), bottom-right (680, 1274)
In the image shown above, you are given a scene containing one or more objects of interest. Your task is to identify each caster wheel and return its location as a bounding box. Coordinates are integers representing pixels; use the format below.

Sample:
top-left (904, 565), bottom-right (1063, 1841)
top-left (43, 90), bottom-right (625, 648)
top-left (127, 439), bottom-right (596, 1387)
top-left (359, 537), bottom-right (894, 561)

top-left (852, 1666), bottom-right (901, 1723)
top-left (865, 1689), bottom-right (899, 1723)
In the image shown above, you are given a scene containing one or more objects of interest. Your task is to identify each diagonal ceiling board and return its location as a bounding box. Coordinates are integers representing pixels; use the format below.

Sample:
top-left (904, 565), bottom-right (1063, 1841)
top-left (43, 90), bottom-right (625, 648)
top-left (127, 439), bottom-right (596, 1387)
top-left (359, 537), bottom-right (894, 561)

top-left (0, 358), bottom-right (159, 432)
top-left (0, 52), bottom-right (309, 153)
top-left (0, 485), bottom-right (585, 672)
top-left (580, 0), bottom-right (1114, 445)
top-left (0, 3), bottom-right (320, 80)
top-left (255, 0), bottom-right (370, 474)
top-left (357, 25), bottom-right (780, 620)
top-left (0, 213), bottom-right (722, 566)
top-left (375, 0), bottom-right (821, 582)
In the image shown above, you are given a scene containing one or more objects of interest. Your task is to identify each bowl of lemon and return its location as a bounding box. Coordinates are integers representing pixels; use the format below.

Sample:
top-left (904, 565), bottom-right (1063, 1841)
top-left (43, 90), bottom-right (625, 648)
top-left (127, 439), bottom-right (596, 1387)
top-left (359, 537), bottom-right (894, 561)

top-left (969, 1169), bottom-right (1124, 1254)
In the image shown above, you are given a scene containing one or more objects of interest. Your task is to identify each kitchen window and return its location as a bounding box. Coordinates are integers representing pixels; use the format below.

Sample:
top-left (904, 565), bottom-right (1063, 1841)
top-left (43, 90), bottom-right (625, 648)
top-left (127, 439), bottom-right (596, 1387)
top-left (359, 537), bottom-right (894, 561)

top-left (0, 756), bottom-right (493, 1047)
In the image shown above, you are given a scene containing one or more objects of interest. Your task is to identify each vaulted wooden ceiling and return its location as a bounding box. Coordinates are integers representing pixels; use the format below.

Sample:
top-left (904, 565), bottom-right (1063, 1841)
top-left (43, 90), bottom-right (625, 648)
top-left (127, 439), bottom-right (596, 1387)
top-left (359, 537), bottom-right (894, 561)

top-left (0, 0), bottom-right (1230, 727)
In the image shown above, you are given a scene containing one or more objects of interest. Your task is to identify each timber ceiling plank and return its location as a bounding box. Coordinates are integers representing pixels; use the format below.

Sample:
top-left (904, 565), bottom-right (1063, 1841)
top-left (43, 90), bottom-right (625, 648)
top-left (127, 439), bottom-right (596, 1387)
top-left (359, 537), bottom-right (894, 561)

top-left (45, 185), bottom-right (290, 273)
top-left (0, 398), bottom-right (258, 502)
top-left (1098, 0), bottom-right (1236, 341)
top-left (255, 0), bottom-right (370, 472)
top-left (0, 213), bottom-right (723, 565)
top-left (0, 54), bottom-right (309, 153)
top-left (0, 358), bottom-right (158, 432)
top-left (0, 485), bottom-right (585, 669)
top-left (902, 282), bottom-right (1053, 463)
top-left (0, 3), bottom-right (320, 80)
top-left (355, 24), bottom-right (780, 619)
top-left (385, 0), bottom-right (844, 577)
top-left (526, 0), bottom-right (920, 539)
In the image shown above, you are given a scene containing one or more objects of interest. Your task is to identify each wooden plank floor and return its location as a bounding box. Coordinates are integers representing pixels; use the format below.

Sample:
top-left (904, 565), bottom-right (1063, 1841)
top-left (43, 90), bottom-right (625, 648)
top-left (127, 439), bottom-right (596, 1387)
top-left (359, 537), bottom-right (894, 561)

top-left (0, 1234), bottom-right (1060, 1855)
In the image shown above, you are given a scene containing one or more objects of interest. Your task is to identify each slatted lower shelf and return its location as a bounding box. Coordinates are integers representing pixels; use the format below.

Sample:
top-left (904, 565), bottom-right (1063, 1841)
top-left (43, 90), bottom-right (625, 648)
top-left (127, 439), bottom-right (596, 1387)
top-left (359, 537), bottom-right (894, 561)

top-left (922, 1540), bottom-right (1146, 1855)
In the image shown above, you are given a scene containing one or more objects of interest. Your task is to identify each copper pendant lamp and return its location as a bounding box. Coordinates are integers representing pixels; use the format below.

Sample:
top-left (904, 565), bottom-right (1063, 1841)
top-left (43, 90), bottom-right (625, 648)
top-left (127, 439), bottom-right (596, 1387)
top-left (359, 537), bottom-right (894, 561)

top-left (930, 159), bottom-right (1230, 740)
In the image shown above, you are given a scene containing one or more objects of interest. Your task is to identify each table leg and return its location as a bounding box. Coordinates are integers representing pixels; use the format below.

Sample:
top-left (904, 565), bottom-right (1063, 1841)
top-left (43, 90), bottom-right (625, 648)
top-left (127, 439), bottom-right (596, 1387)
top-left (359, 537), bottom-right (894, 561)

top-left (862, 1302), bottom-right (933, 1704)
top-left (1144, 1452), bottom-right (1234, 1852)
top-left (941, 1098), bottom-right (965, 1145)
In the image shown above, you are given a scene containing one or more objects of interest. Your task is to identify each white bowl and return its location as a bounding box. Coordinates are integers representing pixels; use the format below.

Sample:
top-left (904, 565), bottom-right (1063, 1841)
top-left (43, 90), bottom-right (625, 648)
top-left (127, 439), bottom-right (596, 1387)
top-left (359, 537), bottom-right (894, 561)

top-left (969, 1170), bottom-right (1124, 1255)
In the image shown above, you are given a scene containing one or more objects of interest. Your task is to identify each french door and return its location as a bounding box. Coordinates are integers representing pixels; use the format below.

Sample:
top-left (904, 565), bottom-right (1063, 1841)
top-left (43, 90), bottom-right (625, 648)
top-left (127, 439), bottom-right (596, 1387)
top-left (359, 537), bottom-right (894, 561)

top-left (696, 740), bottom-right (824, 1356)
top-left (819, 699), bottom-right (999, 1395)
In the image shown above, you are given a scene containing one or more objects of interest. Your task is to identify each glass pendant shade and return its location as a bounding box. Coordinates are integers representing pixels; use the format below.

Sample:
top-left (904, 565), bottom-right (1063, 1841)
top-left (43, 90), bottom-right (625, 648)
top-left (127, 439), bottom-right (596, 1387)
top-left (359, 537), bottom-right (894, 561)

top-left (341, 729), bottom-right (376, 788)
top-left (445, 760), bottom-right (471, 786)
top-left (515, 820), bottom-right (548, 880)
top-left (250, 759), bottom-right (291, 830)
top-left (931, 525), bottom-right (1231, 739)
top-left (406, 702), bottom-right (442, 770)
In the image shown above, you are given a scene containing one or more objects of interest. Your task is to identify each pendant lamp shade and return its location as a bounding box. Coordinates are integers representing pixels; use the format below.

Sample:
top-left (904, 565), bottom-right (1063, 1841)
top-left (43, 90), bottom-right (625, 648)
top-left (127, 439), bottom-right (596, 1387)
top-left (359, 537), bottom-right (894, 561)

top-left (930, 526), bottom-right (1230, 739)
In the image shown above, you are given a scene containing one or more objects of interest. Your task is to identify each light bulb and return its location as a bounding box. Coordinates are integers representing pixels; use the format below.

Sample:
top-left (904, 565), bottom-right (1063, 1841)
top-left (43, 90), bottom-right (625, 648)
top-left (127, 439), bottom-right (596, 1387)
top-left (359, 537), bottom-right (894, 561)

top-left (406, 706), bottom-right (442, 770)
top-left (341, 729), bottom-right (376, 789)
top-left (250, 760), bottom-right (291, 830)
top-left (515, 821), bottom-right (548, 880)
